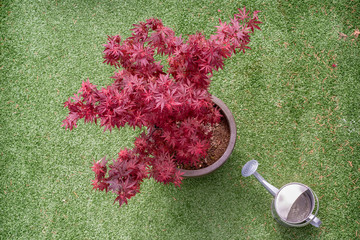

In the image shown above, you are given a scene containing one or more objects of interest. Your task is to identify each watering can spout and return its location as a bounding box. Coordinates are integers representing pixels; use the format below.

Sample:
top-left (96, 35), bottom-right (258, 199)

top-left (241, 160), bottom-right (279, 196)
top-left (253, 172), bottom-right (279, 197)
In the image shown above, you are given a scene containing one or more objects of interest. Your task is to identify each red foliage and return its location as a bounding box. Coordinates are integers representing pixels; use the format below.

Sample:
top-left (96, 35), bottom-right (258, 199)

top-left (62, 7), bottom-right (261, 207)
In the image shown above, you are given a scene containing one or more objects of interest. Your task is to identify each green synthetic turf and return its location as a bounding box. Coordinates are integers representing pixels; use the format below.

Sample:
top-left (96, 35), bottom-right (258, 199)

top-left (1, 0), bottom-right (359, 239)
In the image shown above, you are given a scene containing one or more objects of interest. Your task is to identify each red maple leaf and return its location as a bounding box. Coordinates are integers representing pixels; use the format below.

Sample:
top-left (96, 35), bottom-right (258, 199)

top-left (63, 8), bottom-right (261, 207)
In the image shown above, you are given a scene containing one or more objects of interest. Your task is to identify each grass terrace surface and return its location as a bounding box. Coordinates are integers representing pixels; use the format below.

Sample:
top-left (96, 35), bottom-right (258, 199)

top-left (1, 0), bottom-right (359, 239)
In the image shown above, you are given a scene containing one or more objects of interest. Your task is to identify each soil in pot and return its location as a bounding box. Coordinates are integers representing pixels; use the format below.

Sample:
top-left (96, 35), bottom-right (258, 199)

top-left (178, 112), bottom-right (230, 170)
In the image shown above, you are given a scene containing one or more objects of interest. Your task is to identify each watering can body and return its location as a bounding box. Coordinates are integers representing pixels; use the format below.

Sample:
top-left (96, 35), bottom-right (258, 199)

top-left (242, 160), bottom-right (322, 228)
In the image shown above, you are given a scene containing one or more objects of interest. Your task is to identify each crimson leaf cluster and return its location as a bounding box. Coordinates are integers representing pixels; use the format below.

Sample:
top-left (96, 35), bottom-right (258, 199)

top-left (62, 7), bottom-right (261, 207)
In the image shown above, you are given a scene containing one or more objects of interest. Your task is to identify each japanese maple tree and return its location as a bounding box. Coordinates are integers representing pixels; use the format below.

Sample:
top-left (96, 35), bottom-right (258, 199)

top-left (62, 7), bottom-right (261, 207)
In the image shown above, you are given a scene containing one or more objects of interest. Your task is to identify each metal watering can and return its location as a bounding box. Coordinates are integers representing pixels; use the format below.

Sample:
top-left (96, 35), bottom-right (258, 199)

top-left (241, 160), bottom-right (322, 228)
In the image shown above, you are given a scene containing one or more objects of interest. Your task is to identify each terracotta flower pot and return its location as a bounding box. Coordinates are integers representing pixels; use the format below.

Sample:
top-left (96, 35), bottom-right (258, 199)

top-left (179, 95), bottom-right (237, 177)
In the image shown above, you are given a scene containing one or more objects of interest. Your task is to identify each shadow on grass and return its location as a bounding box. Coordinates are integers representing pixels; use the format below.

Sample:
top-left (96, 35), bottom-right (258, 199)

top-left (146, 153), bottom-right (323, 239)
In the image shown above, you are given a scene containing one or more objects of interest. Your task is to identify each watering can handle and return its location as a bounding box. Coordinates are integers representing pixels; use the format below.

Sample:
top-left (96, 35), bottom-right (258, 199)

top-left (308, 187), bottom-right (322, 227)
top-left (308, 214), bottom-right (322, 227)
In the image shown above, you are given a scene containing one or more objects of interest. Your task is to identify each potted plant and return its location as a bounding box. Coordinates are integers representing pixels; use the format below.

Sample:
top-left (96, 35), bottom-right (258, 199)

top-left (62, 7), bottom-right (261, 207)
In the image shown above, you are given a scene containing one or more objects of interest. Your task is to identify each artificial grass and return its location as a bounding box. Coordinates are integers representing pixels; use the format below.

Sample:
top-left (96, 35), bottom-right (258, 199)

top-left (1, 0), bottom-right (359, 239)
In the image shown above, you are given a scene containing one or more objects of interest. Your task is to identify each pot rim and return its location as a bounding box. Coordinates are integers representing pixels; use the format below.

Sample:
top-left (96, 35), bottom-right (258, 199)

top-left (179, 95), bottom-right (237, 177)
